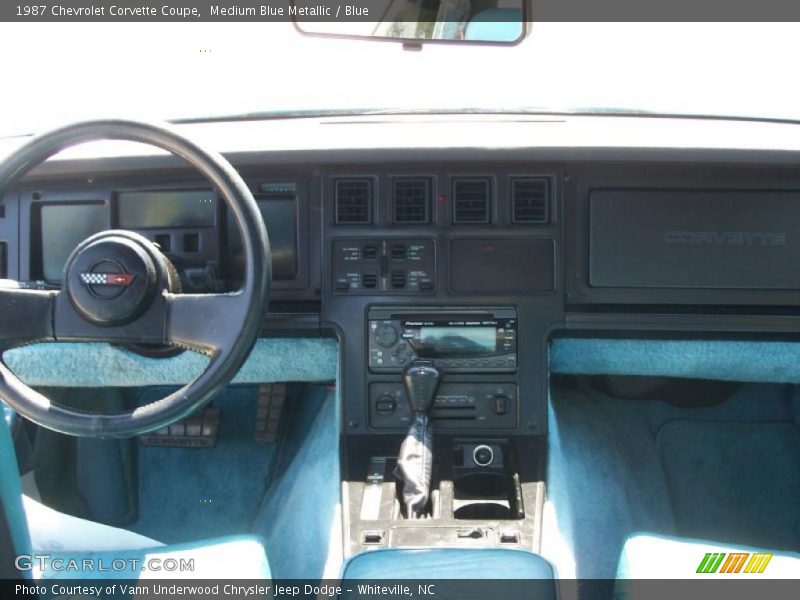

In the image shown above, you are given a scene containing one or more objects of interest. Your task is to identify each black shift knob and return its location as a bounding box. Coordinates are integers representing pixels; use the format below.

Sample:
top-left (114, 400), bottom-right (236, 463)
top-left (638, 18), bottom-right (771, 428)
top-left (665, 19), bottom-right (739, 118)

top-left (403, 360), bottom-right (441, 414)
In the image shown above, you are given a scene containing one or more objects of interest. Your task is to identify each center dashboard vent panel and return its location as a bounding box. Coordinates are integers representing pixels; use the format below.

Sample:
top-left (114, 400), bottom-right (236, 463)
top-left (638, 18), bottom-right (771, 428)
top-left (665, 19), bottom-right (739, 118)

top-left (393, 178), bottom-right (431, 224)
top-left (452, 177), bottom-right (491, 223)
top-left (334, 178), bottom-right (373, 224)
top-left (511, 177), bottom-right (550, 223)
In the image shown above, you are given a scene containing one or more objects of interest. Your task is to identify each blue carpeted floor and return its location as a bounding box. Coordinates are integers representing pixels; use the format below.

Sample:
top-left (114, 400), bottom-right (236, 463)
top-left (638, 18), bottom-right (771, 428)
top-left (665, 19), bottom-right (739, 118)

top-left (251, 385), bottom-right (341, 579)
top-left (124, 383), bottom-right (342, 580)
top-left (658, 419), bottom-right (800, 550)
top-left (546, 378), bottom-right (800, 580)
top-left (128, 385), bottom-right (278, 544)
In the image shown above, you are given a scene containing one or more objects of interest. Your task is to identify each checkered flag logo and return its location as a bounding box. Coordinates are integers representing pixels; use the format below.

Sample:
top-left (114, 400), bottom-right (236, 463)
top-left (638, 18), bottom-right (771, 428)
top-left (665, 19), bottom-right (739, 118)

top-left (79, 272), bottom-right (135, 287)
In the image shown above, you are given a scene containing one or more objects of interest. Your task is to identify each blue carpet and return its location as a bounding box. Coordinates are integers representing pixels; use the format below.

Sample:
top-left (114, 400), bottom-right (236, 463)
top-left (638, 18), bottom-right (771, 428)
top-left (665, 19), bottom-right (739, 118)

top-left (657, 420), bottom-right (800, 551)
top-left (546, 381), bottom-right (676, 580)
top-left (252, 385), bottom-right (340, 580)
top-left (4, 338), bottom-right (338, 387)
top-left (551, 338), bottom-right (800, 384)
top-left (546, 379), bottom-right (800, 580)
top-left (129, 385), bottom-right (278, 544)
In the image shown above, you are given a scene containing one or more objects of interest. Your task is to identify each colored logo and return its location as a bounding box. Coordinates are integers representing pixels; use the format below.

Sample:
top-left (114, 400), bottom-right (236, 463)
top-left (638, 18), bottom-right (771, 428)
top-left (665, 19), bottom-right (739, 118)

top-left (80, 272), bottom-right (135, 287)
top-left (696, 552), bottom-right (773, 574)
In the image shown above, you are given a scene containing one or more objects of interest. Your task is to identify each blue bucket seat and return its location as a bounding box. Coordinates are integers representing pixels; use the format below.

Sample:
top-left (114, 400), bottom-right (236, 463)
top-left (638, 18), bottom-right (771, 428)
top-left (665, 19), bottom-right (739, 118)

top-left (0, 413), bottom-right (271, 580)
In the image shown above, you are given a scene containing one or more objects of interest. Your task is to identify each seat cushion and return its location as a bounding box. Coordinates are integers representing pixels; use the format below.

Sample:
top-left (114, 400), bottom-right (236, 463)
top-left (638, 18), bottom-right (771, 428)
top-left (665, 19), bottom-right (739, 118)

top-left (23, 495), bottom-right (163, 553)
top-left (0, 411), bottom-right (31, 557)
top-left (617, 533), bottom-right (800, 579)
top-left (343, 548), bottom-right (555, 579)
top-left (33, 535), bottom-right (270, 580)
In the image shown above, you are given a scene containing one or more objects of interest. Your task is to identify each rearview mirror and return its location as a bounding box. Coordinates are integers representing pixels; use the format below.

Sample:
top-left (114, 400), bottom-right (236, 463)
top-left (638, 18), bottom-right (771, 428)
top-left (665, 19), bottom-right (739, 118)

top-left (293, 0), bottom-right (526, 44)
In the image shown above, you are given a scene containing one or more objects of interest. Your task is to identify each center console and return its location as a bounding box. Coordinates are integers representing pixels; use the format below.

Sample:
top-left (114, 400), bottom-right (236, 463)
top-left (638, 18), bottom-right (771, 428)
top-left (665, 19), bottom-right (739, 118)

top-left (323, 168), bottom-right (560, 559)
top-left (344, 304), bottom-right (545, 554)
top-left (345, 434), bottom-right (545, 554)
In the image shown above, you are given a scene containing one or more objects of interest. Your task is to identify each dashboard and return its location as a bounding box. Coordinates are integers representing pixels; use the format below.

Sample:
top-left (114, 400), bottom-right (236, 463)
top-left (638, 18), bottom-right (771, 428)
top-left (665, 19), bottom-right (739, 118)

top-left (3, 113), bottom-right (800, 441)
top-left (17, 180), bottom-right (306, 294)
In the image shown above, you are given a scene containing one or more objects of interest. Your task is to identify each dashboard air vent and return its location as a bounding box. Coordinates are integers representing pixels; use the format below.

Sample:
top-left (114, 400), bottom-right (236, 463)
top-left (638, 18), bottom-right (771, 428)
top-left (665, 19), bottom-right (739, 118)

top-left (512, 178), bottom-right (550, 223)
top-left (452, 178), bottom-right (491, 223)
top-left (335, 178), bottom-right (372, 224)
top-left (393, 178), bottom-right (431, 224)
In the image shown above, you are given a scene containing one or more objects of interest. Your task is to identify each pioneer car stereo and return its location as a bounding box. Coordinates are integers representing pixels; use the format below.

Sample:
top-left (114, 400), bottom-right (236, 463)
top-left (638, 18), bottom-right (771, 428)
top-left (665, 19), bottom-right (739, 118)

top-left (367, 307), bottom-right (517, 372)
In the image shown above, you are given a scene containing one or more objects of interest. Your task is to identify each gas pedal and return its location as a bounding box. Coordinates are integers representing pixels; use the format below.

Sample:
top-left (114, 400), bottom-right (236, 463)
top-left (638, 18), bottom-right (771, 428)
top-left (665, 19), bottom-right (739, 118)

top-left (139, 407), bottom-right (221, 448)
top-left (256, 383), bottom-right (286, 443)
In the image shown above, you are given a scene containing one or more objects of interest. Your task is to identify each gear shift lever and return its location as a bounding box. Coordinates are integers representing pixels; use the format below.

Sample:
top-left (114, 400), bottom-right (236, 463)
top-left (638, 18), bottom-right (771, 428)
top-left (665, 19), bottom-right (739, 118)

top-left (403, 361), bottom-right (441, 413)
top-left (394, 360), bottom-right (441, 519)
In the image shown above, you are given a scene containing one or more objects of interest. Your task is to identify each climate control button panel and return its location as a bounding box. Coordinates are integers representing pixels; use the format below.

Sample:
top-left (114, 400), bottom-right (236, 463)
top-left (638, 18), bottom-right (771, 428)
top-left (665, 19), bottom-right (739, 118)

top-left (368, 382), bottom-right (517, 430)
top-left (331, 238), bottom-right (435, 294)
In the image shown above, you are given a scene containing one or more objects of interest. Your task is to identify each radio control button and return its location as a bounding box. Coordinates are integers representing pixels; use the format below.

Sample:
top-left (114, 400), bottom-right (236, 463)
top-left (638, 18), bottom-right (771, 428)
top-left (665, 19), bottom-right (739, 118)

top-left (375, 325), bottom-right (399, 347)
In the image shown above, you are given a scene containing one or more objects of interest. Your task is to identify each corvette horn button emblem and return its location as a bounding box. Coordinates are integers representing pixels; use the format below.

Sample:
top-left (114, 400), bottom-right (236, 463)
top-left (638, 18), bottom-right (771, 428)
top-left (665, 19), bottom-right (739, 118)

top-left (79, 272), bottom-right (136, 287)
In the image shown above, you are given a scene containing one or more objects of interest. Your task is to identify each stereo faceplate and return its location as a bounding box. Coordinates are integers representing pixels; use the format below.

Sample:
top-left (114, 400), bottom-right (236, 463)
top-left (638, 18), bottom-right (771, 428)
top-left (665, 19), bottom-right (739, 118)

top-left (367, 306), bottom-right (518, 373)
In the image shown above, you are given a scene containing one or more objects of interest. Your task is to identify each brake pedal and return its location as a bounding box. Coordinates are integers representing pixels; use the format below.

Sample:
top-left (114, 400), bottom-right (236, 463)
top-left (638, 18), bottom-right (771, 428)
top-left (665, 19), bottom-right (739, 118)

top-left (256, 383), bottom-right (286, 443)
top-left (139, 407), bottom-right (221, 448)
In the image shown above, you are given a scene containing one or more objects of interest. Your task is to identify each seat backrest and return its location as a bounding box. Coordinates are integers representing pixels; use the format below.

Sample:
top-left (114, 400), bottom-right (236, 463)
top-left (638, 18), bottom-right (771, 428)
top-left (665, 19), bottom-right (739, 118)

top-left (0, 412), bottom-right (31, 577)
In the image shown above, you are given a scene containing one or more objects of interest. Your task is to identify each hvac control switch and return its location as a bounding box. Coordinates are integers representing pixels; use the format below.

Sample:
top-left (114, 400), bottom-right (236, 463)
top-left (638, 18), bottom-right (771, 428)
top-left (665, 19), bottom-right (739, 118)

top-left (331, 238), bottom-right (434, 293)
top-left (375, 396), bottom-right (397, 416)
top-left (492, 394), bottom-right (510, 415)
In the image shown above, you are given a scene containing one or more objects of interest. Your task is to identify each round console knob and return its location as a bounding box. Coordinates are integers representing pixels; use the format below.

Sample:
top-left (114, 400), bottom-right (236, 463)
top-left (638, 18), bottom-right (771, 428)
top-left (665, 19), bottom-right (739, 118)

top-left (473, 445), bottom-right (495, 467)
top-left (375, 324), bottom-right (399, 347)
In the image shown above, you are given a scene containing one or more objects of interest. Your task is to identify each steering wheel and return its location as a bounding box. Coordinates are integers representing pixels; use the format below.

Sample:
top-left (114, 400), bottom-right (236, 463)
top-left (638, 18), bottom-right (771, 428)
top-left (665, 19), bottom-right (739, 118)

top-left (0, 120), bottom-right (271, 437)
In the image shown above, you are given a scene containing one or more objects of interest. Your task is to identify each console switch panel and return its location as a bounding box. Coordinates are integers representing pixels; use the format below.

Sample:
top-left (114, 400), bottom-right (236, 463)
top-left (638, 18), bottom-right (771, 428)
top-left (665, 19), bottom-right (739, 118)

top-left (369, 382), bottom-right (517, 430)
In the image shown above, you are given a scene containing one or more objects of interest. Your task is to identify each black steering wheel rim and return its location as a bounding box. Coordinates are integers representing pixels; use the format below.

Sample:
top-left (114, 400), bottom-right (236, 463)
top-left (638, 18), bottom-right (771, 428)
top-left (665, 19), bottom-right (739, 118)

top-left (0, 119), bottom-right (270, 437)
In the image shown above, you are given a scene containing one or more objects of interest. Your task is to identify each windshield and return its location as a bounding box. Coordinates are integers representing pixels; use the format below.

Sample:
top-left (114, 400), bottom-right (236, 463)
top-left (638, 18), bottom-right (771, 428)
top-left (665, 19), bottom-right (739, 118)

top-left (1, 22), bottom-right (799, 137)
